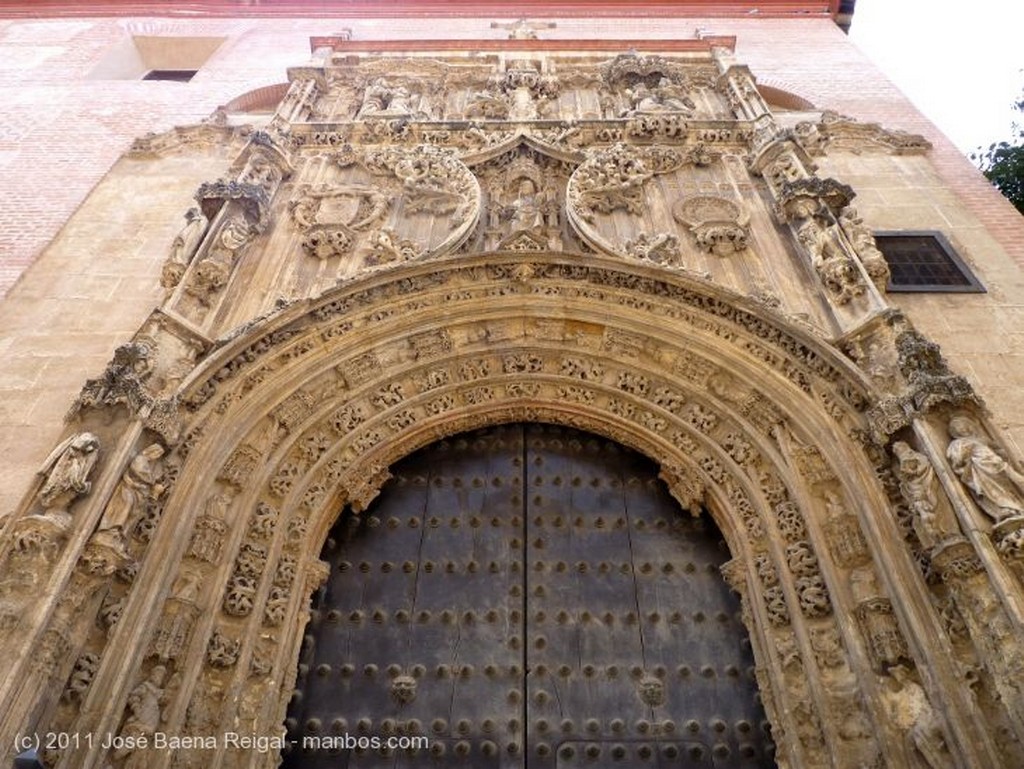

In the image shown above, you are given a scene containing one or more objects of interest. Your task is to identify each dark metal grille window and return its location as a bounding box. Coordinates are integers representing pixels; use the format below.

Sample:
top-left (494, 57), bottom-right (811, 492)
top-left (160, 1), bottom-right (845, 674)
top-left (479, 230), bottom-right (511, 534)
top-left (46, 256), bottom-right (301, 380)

top-left (875, 232), bottom-right (984, 292)
top-left (142, 69), bottom-right (197, 82)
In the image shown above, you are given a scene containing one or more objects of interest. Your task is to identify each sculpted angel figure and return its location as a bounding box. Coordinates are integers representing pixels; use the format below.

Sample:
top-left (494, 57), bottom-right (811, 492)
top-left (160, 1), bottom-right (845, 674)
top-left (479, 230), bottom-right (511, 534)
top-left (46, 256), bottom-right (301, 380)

top-left (38, 432), bottom-right (101, 515)
top-left (946, 415), bottom-right (1024, 523)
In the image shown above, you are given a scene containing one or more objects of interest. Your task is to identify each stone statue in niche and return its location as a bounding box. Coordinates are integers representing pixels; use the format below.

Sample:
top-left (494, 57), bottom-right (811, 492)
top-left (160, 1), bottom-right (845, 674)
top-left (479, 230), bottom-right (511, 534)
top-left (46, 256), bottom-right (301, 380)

top-left (487, 158), bottom-right (561, 251)
top-left (37, 432), bottom-right (101, 517)
top-left (893, 441), bottom-right (950, 548)
top-left (946, 415), bottom-right (1024, 524)
top-left (161, 207), bottom-right (209, 289)
top-left (883, 665), bottom-right (951, 769)
top-left (97, 443), bottom-right (167, 540)
top-left (838, 206), bottom-right (891, 291)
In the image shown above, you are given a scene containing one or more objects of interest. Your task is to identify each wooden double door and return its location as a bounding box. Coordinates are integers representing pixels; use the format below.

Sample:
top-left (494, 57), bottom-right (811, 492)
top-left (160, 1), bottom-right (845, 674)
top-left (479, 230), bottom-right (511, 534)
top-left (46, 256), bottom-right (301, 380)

top-left (283, 424), bottom-right (775, 768)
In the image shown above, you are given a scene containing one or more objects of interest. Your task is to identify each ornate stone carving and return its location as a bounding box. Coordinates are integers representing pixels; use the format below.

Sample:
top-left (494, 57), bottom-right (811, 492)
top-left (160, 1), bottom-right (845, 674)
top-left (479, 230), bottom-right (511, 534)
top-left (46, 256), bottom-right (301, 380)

top-left (358, 78), bottom-right (426, 119)
top-left (364, 227), bottom-right (421, 265)
top-left (855, 597), bottom-right (910, 671)
top-left (289, 183), bottom-right (389, 260)
top-left (69, 343), bottom-right (153, 418)
top-left (895, 330), bottom-right (979, 414)
top-left (114, 665), bottom-right (170, 768)
top-left (620, 78), bottom-right (695, 116)
top-left (801, 110), bottom-right (932, 155)
top-left (568, 143), bottom-right (683, 222)
top-left (776, 177), bottom-right (855, 222)
top-left (61, 652), bottom-right (100, 705)
top-left (892, 441), bottom-right (958, 548)
top-left (185, 214), bottom-right (258, 305)
top-left (672, 194), bottom-right (750, 256)
top-left (151, 570), bottom-right (202, 661)
top-left (623, 232), bottom-right (681, 264)
top-left (206, 629), bottom-right (241, 668)
top-left (946, 415), bottom-right (1024, 524)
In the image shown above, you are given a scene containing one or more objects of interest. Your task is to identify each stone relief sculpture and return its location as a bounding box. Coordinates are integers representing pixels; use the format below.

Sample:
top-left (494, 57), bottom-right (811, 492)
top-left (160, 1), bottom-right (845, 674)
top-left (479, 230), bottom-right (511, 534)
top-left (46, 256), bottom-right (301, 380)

top-left (161, 207), bottom-right (209, 289)
top-left (37, 432), bottom-right (101, 517)
top-left (186, 214), bottom-right (257, 305)
top-left (947, 415), bottom-right (1024, 524)
top-left (623, 232), bottom-right (681, 265)
top-left (289, 183), bottom-right (390, 260)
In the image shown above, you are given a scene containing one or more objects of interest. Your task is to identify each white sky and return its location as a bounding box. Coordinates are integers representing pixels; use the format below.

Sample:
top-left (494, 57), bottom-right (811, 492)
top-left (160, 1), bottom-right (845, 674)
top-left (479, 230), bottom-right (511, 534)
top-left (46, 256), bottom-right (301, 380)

top-left (848, 0), bottom-right (1023, 156)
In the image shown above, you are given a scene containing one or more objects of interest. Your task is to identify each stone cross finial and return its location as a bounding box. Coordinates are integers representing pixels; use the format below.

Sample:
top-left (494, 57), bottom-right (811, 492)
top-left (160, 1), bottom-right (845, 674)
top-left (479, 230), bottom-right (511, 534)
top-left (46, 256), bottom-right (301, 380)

top-left (491, 18), bottom-right (557, 40)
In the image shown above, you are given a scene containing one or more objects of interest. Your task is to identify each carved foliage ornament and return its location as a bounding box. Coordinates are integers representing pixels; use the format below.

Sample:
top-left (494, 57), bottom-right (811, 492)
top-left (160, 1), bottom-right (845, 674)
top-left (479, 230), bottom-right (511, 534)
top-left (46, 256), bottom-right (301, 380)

top-left (568, 143), bottom-right (684, 223)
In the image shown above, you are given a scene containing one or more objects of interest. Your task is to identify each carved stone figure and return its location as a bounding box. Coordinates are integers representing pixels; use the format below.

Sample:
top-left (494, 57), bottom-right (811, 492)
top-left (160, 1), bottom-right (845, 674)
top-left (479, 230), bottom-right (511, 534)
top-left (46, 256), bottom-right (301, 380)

top-left (672, 194), bottom-right (750, 256)
top-left (621, 77), bottom-right (695, 116)
top-left (365, 228), bottom-right (420, 265)
top-left (115, 665), bottom-right (168, 767)
top-left (893, 441), bottom-right (948, 547)
top-left (797, 219), bottom-right (864, 304)
top-left (358, 78), bottom-right (419, 118)
top-left (838, 206), bottom-right (890, 291)
top-left (947, 415), bottom-right (1024, 523)
top-left (37, 432), bottom-right (101, 515)
top-left (98, 443), bottom-right (166, 538)
top-left (161, 207), bottom-right (209, 289)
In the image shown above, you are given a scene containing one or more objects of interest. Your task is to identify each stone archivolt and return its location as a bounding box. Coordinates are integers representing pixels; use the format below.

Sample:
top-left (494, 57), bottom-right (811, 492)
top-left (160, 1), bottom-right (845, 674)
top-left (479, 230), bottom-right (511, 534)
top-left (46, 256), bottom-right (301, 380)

top-left (3, 42), bottom-right (1023, 769)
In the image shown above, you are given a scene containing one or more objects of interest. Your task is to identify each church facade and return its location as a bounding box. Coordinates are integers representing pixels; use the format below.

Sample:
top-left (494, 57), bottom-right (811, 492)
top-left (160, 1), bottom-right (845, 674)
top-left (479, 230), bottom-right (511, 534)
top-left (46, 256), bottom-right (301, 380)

top-left (2, 4), bottom-right (1024, 768)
